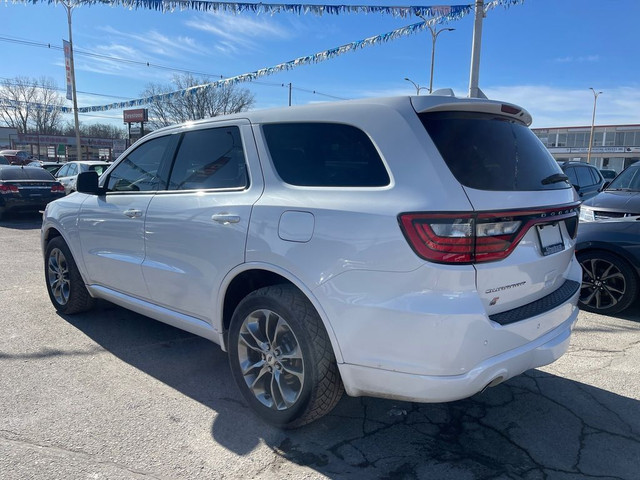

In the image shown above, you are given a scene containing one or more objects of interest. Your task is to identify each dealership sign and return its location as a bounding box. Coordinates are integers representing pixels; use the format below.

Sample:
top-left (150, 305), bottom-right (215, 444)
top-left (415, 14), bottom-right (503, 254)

top-left (123, 109), bottom-right (148, 123)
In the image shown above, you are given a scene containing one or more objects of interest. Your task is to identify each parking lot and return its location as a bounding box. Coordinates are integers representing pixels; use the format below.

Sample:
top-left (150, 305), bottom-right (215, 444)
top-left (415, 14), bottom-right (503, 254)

top-left (1, 213), bottom-right (639, 480)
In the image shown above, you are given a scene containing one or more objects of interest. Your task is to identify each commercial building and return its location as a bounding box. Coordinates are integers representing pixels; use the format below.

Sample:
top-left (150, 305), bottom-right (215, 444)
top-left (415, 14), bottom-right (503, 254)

top-left (532, 124), bottom-right (640, 175)
top-left (7, 133), bottom-right (127, 162)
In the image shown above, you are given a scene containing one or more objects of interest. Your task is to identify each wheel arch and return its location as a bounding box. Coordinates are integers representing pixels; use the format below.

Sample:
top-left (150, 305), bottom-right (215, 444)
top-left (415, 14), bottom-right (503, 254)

top-left (576, 242), bottom-right (640, 279)
top-left (218, 263), bottom-right (344, 363)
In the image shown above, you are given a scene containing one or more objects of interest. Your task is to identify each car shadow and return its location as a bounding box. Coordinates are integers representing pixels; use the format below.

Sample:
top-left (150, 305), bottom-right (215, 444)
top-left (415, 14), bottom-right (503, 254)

top-left (0, 211), bottom-right (43, 230)
top-left (62, 302), bottom-right (640, 479)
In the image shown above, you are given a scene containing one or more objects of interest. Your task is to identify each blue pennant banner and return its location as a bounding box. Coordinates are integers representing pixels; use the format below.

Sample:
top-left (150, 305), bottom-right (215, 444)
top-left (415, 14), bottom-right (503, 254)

top-left (10, 0), bottom-right (475, 18)
top-left (7, 0), bottom-right (524, 113)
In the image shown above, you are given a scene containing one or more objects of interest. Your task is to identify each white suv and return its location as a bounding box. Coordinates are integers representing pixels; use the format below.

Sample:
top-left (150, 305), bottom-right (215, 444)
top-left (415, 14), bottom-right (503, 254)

top-left (42, 95), bottom-right (581, 428)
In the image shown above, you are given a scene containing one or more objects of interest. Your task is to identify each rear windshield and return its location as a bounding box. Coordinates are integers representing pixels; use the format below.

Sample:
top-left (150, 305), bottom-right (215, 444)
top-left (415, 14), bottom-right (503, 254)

top-left (0, 166), bottom-right (54, 180)
top-left (420, 111), bottom-right (569, 191)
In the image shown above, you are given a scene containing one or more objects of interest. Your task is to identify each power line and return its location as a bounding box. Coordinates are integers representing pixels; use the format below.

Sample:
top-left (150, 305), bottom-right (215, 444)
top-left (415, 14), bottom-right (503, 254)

top-left (0, 76), bottom-right (130, 100)
top-left (0, 34), bottom-right (348, 103)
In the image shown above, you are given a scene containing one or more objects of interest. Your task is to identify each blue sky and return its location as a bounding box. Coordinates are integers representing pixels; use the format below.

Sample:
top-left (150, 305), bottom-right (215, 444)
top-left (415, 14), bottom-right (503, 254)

top-left (2, 0), bottom-right (639, 129)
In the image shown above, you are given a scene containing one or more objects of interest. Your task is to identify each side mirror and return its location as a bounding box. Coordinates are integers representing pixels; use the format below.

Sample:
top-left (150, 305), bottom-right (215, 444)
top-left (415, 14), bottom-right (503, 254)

top-left (600, 181), bottom-right (610, 191)
top-left (571, 184), bottom-right (580, 192)
top-left (76, 171), bottom-right (100, 195)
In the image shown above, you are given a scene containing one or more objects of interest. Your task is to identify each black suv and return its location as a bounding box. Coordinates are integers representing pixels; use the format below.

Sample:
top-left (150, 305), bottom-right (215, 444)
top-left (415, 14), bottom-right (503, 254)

top-left (560, 161), bottom-right (605, 201)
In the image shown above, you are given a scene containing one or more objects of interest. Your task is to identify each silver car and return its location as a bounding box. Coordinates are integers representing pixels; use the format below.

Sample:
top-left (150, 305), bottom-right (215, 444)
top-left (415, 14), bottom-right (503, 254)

top-left (55, 161), bottom-right (110, 194)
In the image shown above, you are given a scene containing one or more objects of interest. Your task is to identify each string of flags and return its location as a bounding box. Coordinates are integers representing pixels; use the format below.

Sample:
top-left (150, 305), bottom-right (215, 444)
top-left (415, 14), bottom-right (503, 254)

top-left (11, 0), bottom-right (473, 18)
top-left (7, 0), bottom-right (525, 113)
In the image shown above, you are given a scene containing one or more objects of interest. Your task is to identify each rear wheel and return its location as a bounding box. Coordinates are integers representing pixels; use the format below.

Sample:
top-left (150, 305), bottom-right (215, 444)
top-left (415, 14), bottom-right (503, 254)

top-left (577, 250), bottom-right (638, 315)
top-left (45, 236), bottom-right (95, 314)
top-left (228, 285), bottom-right (343, 428)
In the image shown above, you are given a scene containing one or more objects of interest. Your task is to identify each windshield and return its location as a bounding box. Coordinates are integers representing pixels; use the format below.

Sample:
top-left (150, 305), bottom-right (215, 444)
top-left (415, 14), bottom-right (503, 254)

top-left (606, 165), bottom-right (640, 191)
top-left (419, 111), bottom-right (570, 191)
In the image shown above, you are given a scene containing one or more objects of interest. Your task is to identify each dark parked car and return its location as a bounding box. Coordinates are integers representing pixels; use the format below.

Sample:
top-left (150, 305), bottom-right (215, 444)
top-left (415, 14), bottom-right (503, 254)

top-left (579, 162), bottom-right (640, 221)
top-left (26, 160), bottom-right (64, 176)
top-left (0, 165), bottom-right (66, 219)
top-left (560, 161), bottom-right (605, 201)
top-left (575, 219), bottom-right (640, 314)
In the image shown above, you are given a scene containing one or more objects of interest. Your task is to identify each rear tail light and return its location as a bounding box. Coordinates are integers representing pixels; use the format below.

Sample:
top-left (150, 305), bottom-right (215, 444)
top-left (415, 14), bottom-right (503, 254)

top-left (51, 183), bottom-right (65, 193)
top-left (0, 184), bottom-right (19, 194)
top-left (399, 205), bottom-right (579, 264)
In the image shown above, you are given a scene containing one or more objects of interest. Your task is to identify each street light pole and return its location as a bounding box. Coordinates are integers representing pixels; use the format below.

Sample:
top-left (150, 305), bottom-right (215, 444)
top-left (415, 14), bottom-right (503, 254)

top-left (468, 0), bottom-right (485, 98)
top-left (62, 1), bottom-right (82, 162)
top-left (587, 88), bottom-right (602, 165)
top-left (404, 77), bottom-right (427, 95)
top-left (428, 25), bottom-right (455, 94)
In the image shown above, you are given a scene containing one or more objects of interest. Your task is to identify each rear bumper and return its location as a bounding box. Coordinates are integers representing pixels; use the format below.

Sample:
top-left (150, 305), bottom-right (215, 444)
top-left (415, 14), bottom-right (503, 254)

top-left (338, 308), bottom-right (578, 403)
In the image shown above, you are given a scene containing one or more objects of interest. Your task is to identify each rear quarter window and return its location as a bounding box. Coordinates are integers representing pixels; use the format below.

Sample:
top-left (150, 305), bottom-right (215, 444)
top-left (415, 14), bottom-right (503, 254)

top-left (420, 111), bottom-right (570, 191)
top-left (262, 122), bottom-right (390, 187)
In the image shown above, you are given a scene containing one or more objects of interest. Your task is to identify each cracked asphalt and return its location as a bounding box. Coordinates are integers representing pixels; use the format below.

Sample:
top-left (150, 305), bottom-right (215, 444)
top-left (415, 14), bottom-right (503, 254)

top-left (1, 213), bottom-right (639, 480)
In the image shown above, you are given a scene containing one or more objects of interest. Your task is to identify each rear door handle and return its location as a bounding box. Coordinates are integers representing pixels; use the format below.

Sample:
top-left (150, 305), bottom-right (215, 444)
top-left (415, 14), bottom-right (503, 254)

top-left (123, 209), bottom-right (143, 218)
top-left (212, 214), bottom-right (240, 224)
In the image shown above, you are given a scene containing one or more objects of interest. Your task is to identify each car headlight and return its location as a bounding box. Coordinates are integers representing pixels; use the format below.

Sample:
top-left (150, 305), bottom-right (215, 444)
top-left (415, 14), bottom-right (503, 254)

top-left (579, 206), bottom-right (595, 222)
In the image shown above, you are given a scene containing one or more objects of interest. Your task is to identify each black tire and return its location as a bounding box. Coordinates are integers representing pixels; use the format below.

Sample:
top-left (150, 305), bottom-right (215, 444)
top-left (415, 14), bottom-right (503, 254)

top-left (228, 284), bottom-right (343, 428)
top-left (577, 250), bottom-right (638, 315)
top-left (44, 236), bottom-right (95, 314)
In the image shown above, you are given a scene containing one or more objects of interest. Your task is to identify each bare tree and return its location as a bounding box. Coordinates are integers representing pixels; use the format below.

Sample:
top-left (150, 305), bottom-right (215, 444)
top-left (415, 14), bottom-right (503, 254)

top-left (0, 76), bottom-right (65, 134)
top-left (61, 121), bottom-right (126, 139)
top-left (141, 74), bottom-right (255, 129)
top-left (32, 77), bottom-right (65, 135)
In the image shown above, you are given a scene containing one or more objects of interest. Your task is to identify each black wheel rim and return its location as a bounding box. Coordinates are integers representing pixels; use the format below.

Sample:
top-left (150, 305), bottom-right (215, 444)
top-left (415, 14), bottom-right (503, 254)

top-left (580, 258), bottom-right (626, 310)
top-left (237, 309), bottom-right (305, 411)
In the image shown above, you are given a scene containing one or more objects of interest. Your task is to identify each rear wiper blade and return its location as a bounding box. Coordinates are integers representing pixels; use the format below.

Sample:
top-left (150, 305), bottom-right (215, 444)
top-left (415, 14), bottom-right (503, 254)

top-left (541, 173), bottom-right (569, 185)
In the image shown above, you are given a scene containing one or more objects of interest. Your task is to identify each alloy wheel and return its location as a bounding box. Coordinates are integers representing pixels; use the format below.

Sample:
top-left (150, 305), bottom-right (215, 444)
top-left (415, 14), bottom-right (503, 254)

top-left (237, 309), bottom-right (305, 410)
top-left (47, 247), bottom-right (70, 306)
top-left (580, 257), bottom-right (626, 311)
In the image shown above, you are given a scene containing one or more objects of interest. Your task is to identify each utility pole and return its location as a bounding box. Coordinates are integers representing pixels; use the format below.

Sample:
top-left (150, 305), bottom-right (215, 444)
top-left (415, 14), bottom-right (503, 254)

top-left (468, 0), bottom-right (484, 98)
top-left (288, 83), bottom-right (292, 107)
top-left (62, 1), bottom-right (82, 162)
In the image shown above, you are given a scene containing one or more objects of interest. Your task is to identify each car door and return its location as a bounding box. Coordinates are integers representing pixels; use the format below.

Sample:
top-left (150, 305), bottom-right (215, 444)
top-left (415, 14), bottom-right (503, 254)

top-left (142, 121), bottom-right (263, 321)
top-left (77, 134), bottom-right (178, 299)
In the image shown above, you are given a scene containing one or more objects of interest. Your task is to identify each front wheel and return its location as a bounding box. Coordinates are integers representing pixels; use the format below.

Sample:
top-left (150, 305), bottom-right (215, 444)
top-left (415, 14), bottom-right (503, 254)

top-left (45, 236), bottom-right (95, 314)
top-left (577, 250), bottom-right (638, 315)
top-left (228, 285), bottom-right (343, 428)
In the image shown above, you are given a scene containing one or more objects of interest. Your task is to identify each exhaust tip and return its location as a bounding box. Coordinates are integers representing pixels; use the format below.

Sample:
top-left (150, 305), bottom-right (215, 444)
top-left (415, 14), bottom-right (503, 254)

top-left (480, 376), bottom-right (505, 394)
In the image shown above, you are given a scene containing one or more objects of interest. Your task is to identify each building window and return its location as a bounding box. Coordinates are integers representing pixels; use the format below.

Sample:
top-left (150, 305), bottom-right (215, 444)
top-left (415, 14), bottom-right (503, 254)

top-left (557, 133), bottom-right (567, 147)
top-left (593, 132), bottom-right (603, 146)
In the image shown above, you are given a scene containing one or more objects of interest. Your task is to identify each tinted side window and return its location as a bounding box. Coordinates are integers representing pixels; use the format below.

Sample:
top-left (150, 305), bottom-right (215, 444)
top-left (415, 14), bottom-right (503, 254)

top-left (107, 136), bottom-right (173, 192)
top-left (420, 112), bottom-right (570, 191)
top-left (262, 123), bottom-right (390, 187)
top-left (588, 167), bottom-right (601, 185)
top-left (168, 127), bottom-right (247, 190)
top-left (68, 164), bottom-right (78, 176)
top-left (576, 166), bottom-right (594, 187)
top-left (564, 167), bottom-right (578, 185)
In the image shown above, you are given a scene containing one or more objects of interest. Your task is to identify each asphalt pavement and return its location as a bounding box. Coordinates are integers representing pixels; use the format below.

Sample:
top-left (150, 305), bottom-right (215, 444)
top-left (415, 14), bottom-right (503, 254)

top-left (1, 212), bottom-right (639, 480)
